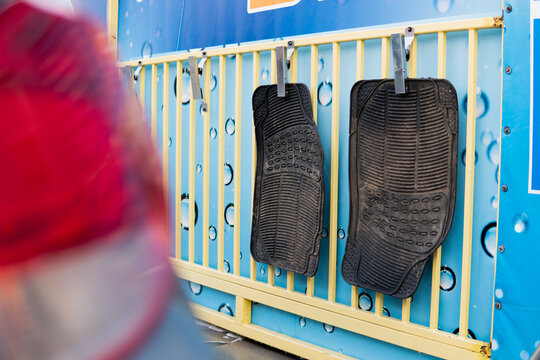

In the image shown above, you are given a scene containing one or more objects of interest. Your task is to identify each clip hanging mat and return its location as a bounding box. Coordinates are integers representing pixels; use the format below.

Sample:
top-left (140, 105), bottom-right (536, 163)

top-left (251, 83), bottom-right (324, 277)
top-left (342, 79), bottom-right (458, 298)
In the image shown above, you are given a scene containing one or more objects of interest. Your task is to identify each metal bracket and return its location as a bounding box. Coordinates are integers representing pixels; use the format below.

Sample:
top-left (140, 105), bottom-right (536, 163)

top-left (404, 26), bottom-right (415, 61)
top-left (133, 61), bottom-right (142, 81)
top-left (286, 40), bottom-right (295, 69)
top-left (188, 52), bottom-right (208, 112)
top-left (276, 46), bottom-right (287, 97)
top-left (391, 34), bottom-right (407, 94)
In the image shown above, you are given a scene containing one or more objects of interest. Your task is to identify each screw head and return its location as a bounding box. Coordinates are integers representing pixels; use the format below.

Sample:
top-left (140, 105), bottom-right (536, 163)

top-left (502, 184), bottom-right (508, 192)
top-left (495, 302), bottom-right (502, 310)
top-left (505, 66), bottom-right (512, 74)
top-left (498, 245), bottom-right (505, 253)
top-left (506, 4), bottom-right (512, 13)
top-left (504, 126), bottom-right (511, 135)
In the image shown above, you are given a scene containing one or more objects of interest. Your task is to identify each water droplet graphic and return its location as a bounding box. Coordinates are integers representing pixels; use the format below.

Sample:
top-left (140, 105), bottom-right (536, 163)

top-left (322, 227), bottom-right (328, 238)
top-left (492, 339), bottom-right (499, 351)
top-left (481, 222), bottom-right (497, 257)
top-left (182, 70), bottom-right (191, 104)
top-left (210, 73), bottom-right (217, 91)
top-left (488, 141), bottom-right (499, 165)
top-left (434, 0), bottom-right (453, 13)
top-left (210, 127), bottom-right (217, 139)
top-left (358, 292), bottom-right (373, 311)
top-left (208, 226), bottom-right (217, 240)
top-left (126, 29), bottom-right (130, 36)
top-left (224, 163), bottom-right (233, 185)
top-left (155, 26), bottom-right (162, 38)
top-left (440, 266), bottom-right (456, 291)
top-left (513, 214), bottom-right (528, 234)
top-left (481, 130), bottom-right (494, 146)
top-left (189, 281), bottom-right (202, 295)
top-left (495, 165), bottom-right (499, 184)
top-left (224, 260), bottom-right (230, 273)
top-left (129, 41), bottom-right (133, 48)
top-left (180, 194), bottom-right (198, 230)
top-left (274, 268), bottom-right (281, 277)
top-left (491, 195), bottom-right (498, 209)
top-left (196, 164), bottom-right (202, 173)
top-left (318, 80), bottom-right (333, 107)
top-left (141, 41), bottom-right (153, 59)
top-left (199, 104), bottom-right (205, 116)
top-left (337, 229), bottom-right (345, 239)
top-left (452, 328), bottom-right (476, 339)
top-left (299, 317), bottom-right (306, 327)
top-left (318, 56), bottom-right (324, 72)
top-left (382, 307), bottom-right (390, 317)
top-left (225, 204), bottom-right (234, 227)
top-left (239, 251), bottom-right (243, 259)
top-left (463, 87), bottom-right (489, 119)
top-left (260, 267), bottom-right (266, 275)
top-left (495, 289), bottom-right (503, 298)
top-left (218, 303), bottom-right (233, 316)
top-left (225, 118), bottom-right (235, 135)
top-left (261, 67), bottom-right (269, 81)
top-left (168, 137), bottom-right (172, 147)
top-left (461, 150), bottom-right (478, 165)
top-left (125, 10), bottom-right (129, 17)
top-left (323, 324), bottom-right (335, 333)
top-left (520, 351), bottom-right (529, 360)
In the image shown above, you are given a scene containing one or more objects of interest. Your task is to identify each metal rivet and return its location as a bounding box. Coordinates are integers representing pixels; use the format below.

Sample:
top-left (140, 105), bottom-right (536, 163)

top-left (505, 66), bottom-right (512, 74)
top-left (502, 185), bottom-right (508, 192)
top-left (495, 302), bottom-right (502, 310)
top-left (498, 245), bottom-right (505, 253)
top-left (506, 5), bottom-right (512, 13)
top-left (504, 126), bottom-right (511, 135)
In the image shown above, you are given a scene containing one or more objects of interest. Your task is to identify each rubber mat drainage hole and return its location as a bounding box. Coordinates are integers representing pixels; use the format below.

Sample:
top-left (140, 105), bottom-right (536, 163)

top-left (513, 214), bottom-right (528, 234)
top-left (188, 281), bottom-right (202, 295)
top-left (208, 226), bottom-right (217, 241)
top-left (481, 222), bottom-right (497, 258)
top-left (358, 292), bottom-right (373, 311)
top-left (224, 204), bottom-right (234, 227)
top-left (180, 194), bottom-right (198, 230)
top-left (224, 163), bottom-right (233, 185)
top-left (225, 118), bottom-right (235, 135)
top-left (323, 324), bottom-right (335, 333)
top-left (317, 80), bottom-right (332, 107)
top-left (440, 266), bottom-right (456, 291)
top-left (218, 303), bottom-right (234, 317)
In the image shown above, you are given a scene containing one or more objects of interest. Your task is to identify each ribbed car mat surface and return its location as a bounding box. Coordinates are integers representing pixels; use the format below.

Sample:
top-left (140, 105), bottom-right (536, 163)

top-left (342, 79), bottom-right (458, 298)
top-left (251, 83), bottom-right (324, 277)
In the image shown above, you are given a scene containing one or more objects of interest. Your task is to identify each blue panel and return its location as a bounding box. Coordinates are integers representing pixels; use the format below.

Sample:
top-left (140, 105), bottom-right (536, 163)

top-left (493, 1), bottom-right (540, 359)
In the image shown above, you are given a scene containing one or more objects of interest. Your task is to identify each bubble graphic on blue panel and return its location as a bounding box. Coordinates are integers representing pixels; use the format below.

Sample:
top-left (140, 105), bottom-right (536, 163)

top-left (440, 266), bottom-right (456, 291)
top-left (492, 339), bottom-right (499, 351)
top-left (225, 204), bottom-right (234, 227)
top-left (318, 80), bottom-right (333, 107)
top-left (322, 227), bottom-right (328, 238)
top-left (141, 41), bottom-right (153, 59)
top-left (495, 288), bottom-right (503, 299)
top-left (224, 163), bottom-right (233, 185)
top-left (240, 251), bottom-right (243, 259)
top-left (491, 195), bottom-right (498, 209)
top-left (182, 71), bottom-right (191, 104)
top-left (452, 328), bottom-right (476, 339)
top-left (210, 127), bottom-right (217, 139)
top-left (129, 41), bottom-right (133, 48)
top-left (209, 226), bottom-right (217, 241)
top-left (513, 214), bottom-right (528, 234)
top-left (260, 267), bottom-right (266, 275)
top-left (210, 73), bottom-right (217, 91)
top-left (126, 29), bottom-right (130, 36)
top-left (481, 130), bottom-right (494, 146)
top-left (188, 281), bottom-right (202, 295)
top-left (520, 351), bottom-right (530, 360)
top-left (261, 67), bottom-right (269, 81)
top-left (225, 118), bottom-right (235, 135)
top-left (481, 222), bottom-right (497, 258)
top-left (180, 194), bottom-right (198, 230)
top-left (125, 10), bottom-right (129, 17)
top-left (218, 303), bottom-right (234, 316)
top-left (382, 307), bottom-right (390, 317)
top-left (323, 324), bottom-right (335, 333)
top-left (274, 268), bottom-right (281, 277)
top-left (199, 104), bottom-right (205, 116)
top-left (358, 292), bottom-right (373, 311)
top-left (299, 317), bottom-right (306, 327)
top-left (136, 0), bottom-right (143, 2)
top-left (155, 26), bottom-right (162, 38)
top-left (495, 164), bottom-right (500, 183)
top-left (168, 137), bottom-right (172, 148)
top-left (196, 164), bottom-right (202, 173)
top-left (461, 150), bottom-right (478, 165)
top-left (488, 141), bottom-right (499, 165)
top-left (337, 229), bottom-right (346, 239)
top-left (434, 0), bottom-right (453, 13)
top-left (224, 260), bottom-right (230, 273)
top-left (318, 56), bottom-right (324, 72)
top-left (463, 87), bottom-right (489, 119)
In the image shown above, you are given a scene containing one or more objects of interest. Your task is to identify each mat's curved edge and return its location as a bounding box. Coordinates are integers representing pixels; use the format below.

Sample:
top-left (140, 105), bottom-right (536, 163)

top-left (342, 78), bottom-right (459, 298)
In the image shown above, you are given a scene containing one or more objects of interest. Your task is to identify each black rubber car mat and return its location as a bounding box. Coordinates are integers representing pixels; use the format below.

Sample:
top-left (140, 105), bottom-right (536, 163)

top-left (250, 83), bottom-right (325, 277)
top-left (342, 79), bottom-right (458, 298)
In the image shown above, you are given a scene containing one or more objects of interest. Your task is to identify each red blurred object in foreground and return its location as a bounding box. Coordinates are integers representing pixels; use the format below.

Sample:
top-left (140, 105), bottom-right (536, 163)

top-left (0, 3), bottom-right (176, 359)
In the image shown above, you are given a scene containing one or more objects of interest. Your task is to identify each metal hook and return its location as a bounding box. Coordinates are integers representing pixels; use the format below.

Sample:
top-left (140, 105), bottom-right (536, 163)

top-left (133, 61), bottom-right (142, 81)
top-left (286, 40), bottom-right (295, 70)
top-left (404, 27), bottom-right (415, 62)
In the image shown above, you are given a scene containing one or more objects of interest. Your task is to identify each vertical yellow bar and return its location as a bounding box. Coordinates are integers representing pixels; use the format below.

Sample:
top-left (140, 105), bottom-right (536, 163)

top-left (189, 69), bottom-right (196, 263)
top-left (459, 29), bottom-right (478, 338)
top-left (375, 38), bottom-right (390, 315)
top-left (351, 39), bottom-right (364, 309)
top-left (139, 66), bottom-right (145, 110)
top-left (268, 49), bottom-right (276, 286)
top-left (202, 59), bottom-right (211, 268)
top-left (287, 49), bottom-right (298, 291)
top-left (163, 63), bottom-right (170, 208)
top-left (151, 64), bottom-right (158, 146)
top-left (175, 62), bottom-right (182, 260)
top-left (328, 42), bottom-right (340, 303)
top-left (106, 0), bottom-right (118, 59)
top-left (234, 54), bottom-right (243, 276)
top-left (218, 56), bottom-right (226, 272)
top-left (251, 51), bottom-right (259, 281)
top-left (235, 296), bottom-right (252, 324)
top-left (430, 31), bottom-right (446, 329)
top-left (306, 44), bottom-right (318, 297)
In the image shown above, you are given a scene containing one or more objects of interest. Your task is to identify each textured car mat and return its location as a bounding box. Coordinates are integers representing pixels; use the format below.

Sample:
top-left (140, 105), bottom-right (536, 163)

top-left (250, 83), bottom-right (324, 277)
top-left (342, 79), bottom-right (458, 298)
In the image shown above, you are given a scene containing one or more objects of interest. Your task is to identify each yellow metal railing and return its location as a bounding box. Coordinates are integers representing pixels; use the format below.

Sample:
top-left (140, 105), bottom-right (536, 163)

top-left (117, 15), bottom-right (502, 360)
